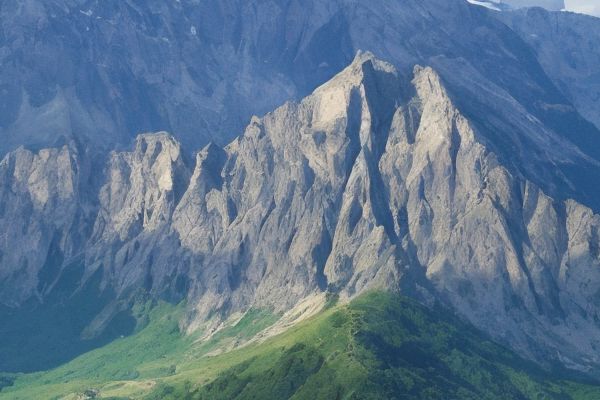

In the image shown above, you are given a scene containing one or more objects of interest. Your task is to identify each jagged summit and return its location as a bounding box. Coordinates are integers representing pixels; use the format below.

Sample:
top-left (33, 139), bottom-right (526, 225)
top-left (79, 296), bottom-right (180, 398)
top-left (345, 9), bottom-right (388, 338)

top-left (3, 42), bottom-right (600, 379)
top-left (319, 50), bottom-right (398, 85)
top-left (162, 56), bottom-right (600, 372)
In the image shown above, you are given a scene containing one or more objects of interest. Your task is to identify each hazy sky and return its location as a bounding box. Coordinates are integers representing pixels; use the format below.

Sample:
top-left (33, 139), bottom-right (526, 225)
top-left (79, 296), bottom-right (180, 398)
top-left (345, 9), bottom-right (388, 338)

top-left (565, 0), bottom-right (600, 16)
top-left (493, 0), bottom-right (600, 16)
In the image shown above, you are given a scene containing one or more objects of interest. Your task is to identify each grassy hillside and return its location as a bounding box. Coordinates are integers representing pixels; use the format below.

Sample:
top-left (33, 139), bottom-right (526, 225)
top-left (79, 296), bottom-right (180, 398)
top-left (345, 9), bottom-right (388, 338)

top-left (0, 298), bottom-right (278, 400)
top-left (2, 292), bottom-right (600, 399)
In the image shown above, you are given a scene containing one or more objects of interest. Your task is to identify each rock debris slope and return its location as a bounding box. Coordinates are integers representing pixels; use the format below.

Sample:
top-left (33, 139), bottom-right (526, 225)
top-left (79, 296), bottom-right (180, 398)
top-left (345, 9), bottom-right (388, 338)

top-left (3, 53), bottom-right (600, 373)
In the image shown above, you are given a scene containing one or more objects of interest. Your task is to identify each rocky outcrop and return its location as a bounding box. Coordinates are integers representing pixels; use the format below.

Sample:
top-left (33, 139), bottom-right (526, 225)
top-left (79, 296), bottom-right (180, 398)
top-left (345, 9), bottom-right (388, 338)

top-left (91, 133), bottom-right (188, 242)
top-left (85, 133), bottom-right (190, 299)
top-left (174, 54), bottom-right (407, 323)
top-left (156, 54), bottom-right (600, 371)
top-left (2, 52), bottom-right (600, 374)
top-left (0, 144), bottom-right (87, 305)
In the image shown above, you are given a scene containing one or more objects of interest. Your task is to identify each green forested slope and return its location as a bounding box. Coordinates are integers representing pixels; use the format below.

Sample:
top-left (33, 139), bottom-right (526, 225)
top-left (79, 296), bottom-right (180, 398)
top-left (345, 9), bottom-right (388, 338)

top-left (3, 292), bottom-right (600, 400)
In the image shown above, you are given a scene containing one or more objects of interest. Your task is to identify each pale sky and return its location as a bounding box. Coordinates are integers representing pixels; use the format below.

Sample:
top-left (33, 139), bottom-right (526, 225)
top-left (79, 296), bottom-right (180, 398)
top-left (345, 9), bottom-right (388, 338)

top-left (565, 0), bottom-right (600, 16)
top-left (472, 0), bottom-right (600, 16)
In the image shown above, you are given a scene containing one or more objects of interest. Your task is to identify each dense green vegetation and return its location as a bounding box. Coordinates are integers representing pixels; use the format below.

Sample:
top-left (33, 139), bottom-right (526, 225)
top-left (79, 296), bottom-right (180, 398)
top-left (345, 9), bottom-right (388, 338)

top-left (0, 298), bottom-right (279, 400)
top-left (3, 292), bottom-right (600, 399)
top-left (147, 292), bottom-right (600, 400)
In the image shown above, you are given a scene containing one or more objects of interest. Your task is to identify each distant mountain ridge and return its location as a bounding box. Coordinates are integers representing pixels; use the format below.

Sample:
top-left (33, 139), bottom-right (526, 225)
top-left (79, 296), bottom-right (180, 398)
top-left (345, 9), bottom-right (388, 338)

top-left (1, 0), bottom-right (599, 155)
top-left (468, 0), bottom-right (565, 11)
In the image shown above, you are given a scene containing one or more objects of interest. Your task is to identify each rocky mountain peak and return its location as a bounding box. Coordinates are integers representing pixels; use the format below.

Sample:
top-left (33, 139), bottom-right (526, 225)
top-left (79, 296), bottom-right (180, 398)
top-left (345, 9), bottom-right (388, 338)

top-left (309, 51), bottom-right (399, 131)
top-left (2, 42), bottom-right (600, 375)
top-left (4, 0), bottom-right (600, 385)
top-left (92, 132), bottom-right (189, 242)
top-left (169, 53), bottom-right (600, 372)
top-left (1, 145), bottom-right (79, 213)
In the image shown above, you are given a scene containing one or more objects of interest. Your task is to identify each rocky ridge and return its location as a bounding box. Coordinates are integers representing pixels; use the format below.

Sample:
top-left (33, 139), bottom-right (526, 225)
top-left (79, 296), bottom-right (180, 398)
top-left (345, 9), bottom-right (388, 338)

top-left (3, 53), bottom-right (600, 373)
top-left (0, 144), bottom-right (92, 306)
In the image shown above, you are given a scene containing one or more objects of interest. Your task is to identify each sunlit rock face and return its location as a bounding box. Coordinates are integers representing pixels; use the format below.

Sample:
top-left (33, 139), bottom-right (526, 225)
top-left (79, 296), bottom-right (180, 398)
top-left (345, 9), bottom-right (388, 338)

top-left (170, 54), bottom-right (600, 373)
top-left (3, 0), bottom-right (600, 376)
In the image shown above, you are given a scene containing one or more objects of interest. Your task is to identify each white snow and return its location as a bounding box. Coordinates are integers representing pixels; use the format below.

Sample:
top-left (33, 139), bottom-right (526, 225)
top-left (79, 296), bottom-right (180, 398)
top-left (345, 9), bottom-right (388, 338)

top-left (467, 0), bottom-right (600, 16)
top-left (564, 0), bottom-right (600, 17)
top-left (467, 0), bottom-right (502, 10)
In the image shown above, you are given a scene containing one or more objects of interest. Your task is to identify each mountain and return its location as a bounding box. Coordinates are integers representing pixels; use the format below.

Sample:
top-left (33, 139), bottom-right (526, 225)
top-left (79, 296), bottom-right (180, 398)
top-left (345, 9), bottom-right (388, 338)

top-left (2, 0), bottom-right (599, 155)
top-left (3, 50), bottom-right (600, 376)
top-left (498, 7), bottom-right (600, 131)
top-left (2, 0), bottom-right (600, 394)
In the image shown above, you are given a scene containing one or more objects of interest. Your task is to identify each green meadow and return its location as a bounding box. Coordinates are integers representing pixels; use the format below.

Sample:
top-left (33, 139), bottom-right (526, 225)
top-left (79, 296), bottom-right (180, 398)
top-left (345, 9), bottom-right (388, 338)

top-left (2, 292), bottom-right (600, 400)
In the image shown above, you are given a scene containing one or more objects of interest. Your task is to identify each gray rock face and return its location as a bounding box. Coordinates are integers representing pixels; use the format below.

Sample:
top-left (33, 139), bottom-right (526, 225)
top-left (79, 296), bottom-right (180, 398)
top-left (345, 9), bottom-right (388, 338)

top-left (16, 53), bottom-right (597, 372)
top-left (168, 54), bottom-right (600, 371)
top-left (85, 133), bottom-right (191, 304)
top-left (3, 0), bottom-right (600, 375)
top-left (499, 7), bottom-right (600, 131)
top-left (174, 54), bottom-right (407, 323)
top-left (177, 54), bottom-right (600, 371)
top-left (0, 145), bottom-right (90, 306)
top-left (92, 133), bottom-right (188, 242)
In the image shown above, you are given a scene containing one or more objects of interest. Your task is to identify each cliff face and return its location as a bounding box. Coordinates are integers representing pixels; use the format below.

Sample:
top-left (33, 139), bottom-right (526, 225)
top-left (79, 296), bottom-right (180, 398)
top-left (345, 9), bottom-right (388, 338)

top-left (3, 0), bottom-right (600, 376)
top-left (0, 145), bottom-right (90, 306)
top-left (3, 53), bottom-right (600, 373)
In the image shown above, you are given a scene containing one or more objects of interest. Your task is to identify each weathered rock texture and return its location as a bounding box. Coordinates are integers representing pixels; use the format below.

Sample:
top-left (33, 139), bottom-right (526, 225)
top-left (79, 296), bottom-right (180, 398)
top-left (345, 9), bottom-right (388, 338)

top-left (3, 53), bottom-right (600, 373)
top-left (0, 144), bottom-right (91, 306)
top-left (3, 0), bottom-right (600, 376)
